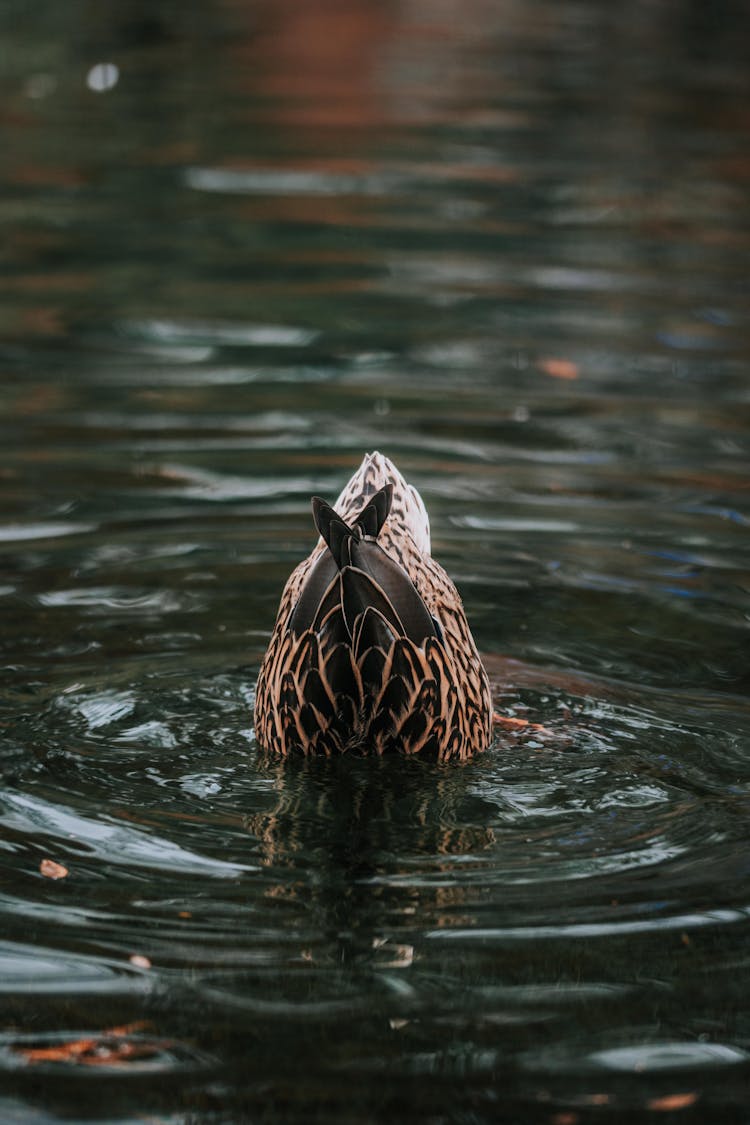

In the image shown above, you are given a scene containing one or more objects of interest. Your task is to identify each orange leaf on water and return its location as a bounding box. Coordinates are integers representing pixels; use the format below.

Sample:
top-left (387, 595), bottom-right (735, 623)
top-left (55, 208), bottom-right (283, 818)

top-left (539, 357), bottom-right (579, 380)
top-left (13, 1022), bottom-right (154, 1067)
top-left (39, 859), bottom-right (68, 880)
top-left (647, 1093), bottom-right (699, 1111)
top-left (18, 1038), bottom-right (97, 1063)
top-left (493, 712), bottom-right (553, 736)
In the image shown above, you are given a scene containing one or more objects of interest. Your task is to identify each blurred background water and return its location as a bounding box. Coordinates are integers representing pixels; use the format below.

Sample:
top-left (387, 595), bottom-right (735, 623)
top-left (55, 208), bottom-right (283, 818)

top-left (1, 0), bottom-right (750, 1121)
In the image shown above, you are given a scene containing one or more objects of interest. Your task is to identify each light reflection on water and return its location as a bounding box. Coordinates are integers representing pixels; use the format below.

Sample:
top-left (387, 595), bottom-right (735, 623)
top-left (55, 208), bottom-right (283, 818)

top-left (1, 0), bottom-right (750, 1121)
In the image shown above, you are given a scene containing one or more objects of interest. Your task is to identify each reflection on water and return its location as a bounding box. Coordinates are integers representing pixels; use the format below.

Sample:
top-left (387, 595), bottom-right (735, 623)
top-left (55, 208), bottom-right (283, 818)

top-left (1, 0), bottom-right (750, 1120)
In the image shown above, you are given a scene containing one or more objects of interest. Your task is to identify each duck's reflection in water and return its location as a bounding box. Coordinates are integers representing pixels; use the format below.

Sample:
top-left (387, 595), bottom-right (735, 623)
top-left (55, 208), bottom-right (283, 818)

top-left (246, 752), bottom-right (495, 966)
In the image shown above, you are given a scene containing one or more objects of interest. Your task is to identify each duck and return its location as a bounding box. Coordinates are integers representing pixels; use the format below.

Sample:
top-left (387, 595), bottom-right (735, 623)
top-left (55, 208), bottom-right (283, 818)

top-left (253, 452), bottom-right (493, 761)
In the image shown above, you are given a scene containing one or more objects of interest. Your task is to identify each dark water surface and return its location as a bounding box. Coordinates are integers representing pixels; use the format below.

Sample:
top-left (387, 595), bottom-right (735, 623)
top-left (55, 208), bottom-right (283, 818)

top-left (2, 1), bottom-right (750, 1121)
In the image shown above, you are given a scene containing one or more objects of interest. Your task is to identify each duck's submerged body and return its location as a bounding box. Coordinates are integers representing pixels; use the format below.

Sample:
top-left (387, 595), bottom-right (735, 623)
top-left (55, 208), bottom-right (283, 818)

top-left (254, 453), bottom-right (492, 761)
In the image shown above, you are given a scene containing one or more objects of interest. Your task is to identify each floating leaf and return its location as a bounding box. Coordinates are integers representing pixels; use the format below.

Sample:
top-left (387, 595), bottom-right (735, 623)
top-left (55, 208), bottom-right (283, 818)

top-left (539, 357), bottom-right (579, 380)
top-left (648, 1093), bottom-right (699, 1111)
top-left (39, 859), bottom-right (68, 880)
top-left (12, 1022), bottom-right (152, 1067)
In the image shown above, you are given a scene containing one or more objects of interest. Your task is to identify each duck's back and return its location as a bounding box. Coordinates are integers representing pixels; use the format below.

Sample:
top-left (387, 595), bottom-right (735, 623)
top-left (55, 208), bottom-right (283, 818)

top-left (253, 452), bottom-right (492, 760)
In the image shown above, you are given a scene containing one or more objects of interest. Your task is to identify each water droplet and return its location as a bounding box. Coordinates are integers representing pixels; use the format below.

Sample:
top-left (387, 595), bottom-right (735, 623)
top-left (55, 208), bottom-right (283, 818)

top-left (86, 63), bottom-right (119, 93)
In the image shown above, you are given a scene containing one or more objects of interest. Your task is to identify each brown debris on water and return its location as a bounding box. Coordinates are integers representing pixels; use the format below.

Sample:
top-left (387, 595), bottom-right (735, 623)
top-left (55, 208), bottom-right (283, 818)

top-left (39, 858), bottom-right (68, 880)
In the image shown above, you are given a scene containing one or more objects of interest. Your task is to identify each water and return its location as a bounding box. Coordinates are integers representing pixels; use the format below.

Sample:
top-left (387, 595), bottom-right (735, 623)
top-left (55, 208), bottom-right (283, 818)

top-left (2, 1), bottom-right (750, 1121)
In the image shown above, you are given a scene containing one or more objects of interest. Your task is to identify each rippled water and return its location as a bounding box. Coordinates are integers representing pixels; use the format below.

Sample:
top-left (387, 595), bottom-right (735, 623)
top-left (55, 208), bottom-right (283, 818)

top-left (2, 1), bottom-right (750, 1122)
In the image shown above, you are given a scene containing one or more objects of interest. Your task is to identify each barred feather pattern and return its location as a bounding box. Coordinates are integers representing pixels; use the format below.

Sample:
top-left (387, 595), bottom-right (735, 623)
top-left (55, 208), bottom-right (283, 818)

top-left (253, 452), bottom-right (493, 761)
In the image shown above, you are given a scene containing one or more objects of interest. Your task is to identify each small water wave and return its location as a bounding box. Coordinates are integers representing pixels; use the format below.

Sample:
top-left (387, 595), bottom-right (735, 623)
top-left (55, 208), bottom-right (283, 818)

top-left (120, 318), bottom-right (319, 349)
top-left (184, 164), bottom-right (410, 197)
top-left (0, 790), bottom-right (254, 879)
top-left (425, 906), bottom-right (750, 943)
top-left (0, 941), bottom-right (151, 997)
top-left (37, 587), bottom-right (193, 615)
top-left (586, 1042), bottom-right (749, 1072)
top-left (0, 522), bottom-right (95, 544)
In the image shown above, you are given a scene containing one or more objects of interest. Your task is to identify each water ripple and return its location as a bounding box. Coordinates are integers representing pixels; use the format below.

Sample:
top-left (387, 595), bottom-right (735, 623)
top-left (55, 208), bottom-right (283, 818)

top-left (0, 941), bottom-right (151, 996)
top-left (0, 791), bottom-right (254, 878)
top-left (0, 522), bottom-right (95, 544)
top-left (121, 318), bottom-right (319, 348)
top-left (425, 907), bottom-right (750, 942)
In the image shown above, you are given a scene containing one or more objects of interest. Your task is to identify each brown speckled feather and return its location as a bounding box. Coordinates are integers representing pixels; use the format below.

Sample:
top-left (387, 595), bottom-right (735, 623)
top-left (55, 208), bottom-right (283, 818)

top-left (253, 452), bottom-right (492, 761)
